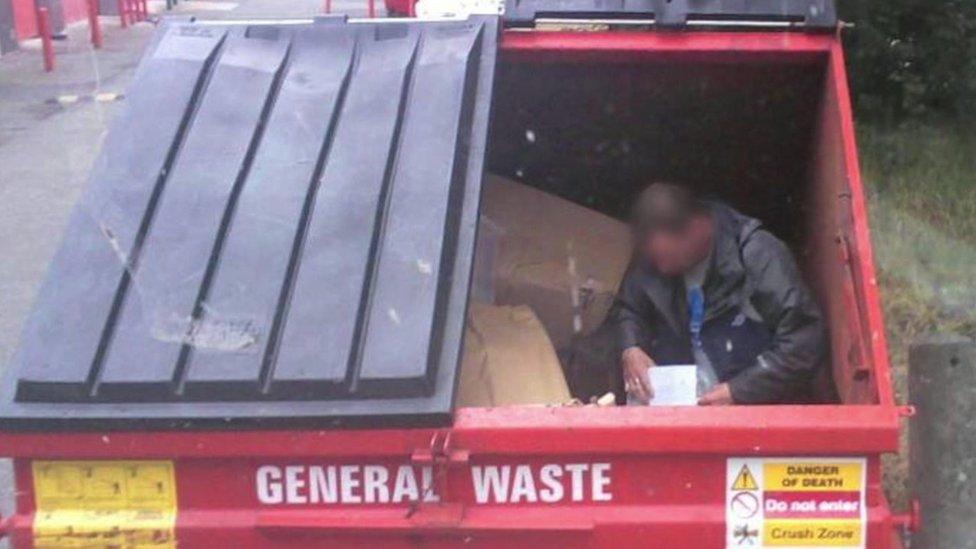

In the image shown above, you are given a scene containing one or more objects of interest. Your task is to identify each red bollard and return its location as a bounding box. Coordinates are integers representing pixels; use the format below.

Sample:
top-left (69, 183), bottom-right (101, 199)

top-left (37, 7), bottom-right (55, 72)
top-left (368, 0), bottom-right (375, 17)
top-left (117, 0), bottom-right (128, 27)
top-left (141, 0), bottom-right (149, 20)
top-left (130, 0), bottom-right (142, 21)
top-left (323, 0), bottom-right (331, 13)
top-left (125, 0), bottom-right (138, 22)
top-left (87, 0), bottom-right (103, 48)
top-left (408, 0), bottom-right (415, 17)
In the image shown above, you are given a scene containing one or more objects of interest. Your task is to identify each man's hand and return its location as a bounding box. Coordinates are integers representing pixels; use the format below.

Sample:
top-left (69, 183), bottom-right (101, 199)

top-left (622, 346), bottom-right (655, 403)
top-left (698, 383), bottom-right (734, 406)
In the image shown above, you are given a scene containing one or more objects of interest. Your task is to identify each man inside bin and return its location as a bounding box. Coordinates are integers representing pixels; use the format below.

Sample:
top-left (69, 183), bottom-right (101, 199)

top-left (614, 182), bottom-right (826, 405)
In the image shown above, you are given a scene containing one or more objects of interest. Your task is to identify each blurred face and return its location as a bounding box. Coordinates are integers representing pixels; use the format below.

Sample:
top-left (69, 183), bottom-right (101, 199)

top-left (640, 215), bottom-right (714, 276)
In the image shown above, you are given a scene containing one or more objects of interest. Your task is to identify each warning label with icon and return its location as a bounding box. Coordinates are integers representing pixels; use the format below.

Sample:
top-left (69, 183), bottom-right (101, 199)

top-left (732, 465), bottom-right (759, 491)
top-left (725, 457), bottom-right (866, 548)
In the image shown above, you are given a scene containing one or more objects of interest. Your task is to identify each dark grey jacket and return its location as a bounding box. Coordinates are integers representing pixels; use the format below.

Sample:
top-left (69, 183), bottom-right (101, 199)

top-left (612, 202), bottom-right (826, 404)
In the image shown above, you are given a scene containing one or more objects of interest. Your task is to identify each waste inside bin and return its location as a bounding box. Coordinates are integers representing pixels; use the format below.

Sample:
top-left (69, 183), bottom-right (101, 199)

top-left (481, 174), bottom-right (631, 350)
top-left (457, 302), bottom-right (571, 407)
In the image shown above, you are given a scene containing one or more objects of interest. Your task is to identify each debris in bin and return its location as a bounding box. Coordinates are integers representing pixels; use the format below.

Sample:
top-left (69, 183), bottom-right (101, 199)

top-left (560, 392), bottom-right (616, 407)
top-left (481, 174), bottom-right (632, 350)
top-left (457, 302), bottom-right (571, 407)
top-left (559, 321), bottom-right (624, 403)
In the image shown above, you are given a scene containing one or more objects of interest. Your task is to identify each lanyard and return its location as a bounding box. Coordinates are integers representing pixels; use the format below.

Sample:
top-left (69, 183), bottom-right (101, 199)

top-left (687, 285), bottom-right (704, 348)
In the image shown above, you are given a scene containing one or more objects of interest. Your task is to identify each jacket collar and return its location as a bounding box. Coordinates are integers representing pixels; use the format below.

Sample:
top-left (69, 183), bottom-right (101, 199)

top-left (703, 203), bottom-right (748, 320)
top-left (636, 202), bottom-right (759, 331)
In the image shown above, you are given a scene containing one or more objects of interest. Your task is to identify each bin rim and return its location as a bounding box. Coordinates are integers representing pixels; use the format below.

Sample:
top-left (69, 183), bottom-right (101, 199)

top-left (501, 0), bottom-right (838, 31)
top-left (0, 403), bottom-right (900, 458)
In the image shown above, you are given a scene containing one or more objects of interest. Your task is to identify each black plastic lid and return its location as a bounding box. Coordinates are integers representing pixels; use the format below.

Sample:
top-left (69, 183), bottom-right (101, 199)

top-left (0, 15), bottom-right (499, 430)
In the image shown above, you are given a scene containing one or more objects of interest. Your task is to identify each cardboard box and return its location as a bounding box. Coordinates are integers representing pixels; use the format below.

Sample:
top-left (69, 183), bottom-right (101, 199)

top-left (457, 302), bottom-right (571, 407)
top-left (481, 174), bottom-right (632, 349)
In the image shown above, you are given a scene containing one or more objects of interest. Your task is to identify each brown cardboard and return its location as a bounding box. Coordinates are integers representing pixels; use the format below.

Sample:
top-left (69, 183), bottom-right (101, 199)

top-left (457, 302), bottom-right (571, 407)
top-left (481, 174), bottom-right (632, 349)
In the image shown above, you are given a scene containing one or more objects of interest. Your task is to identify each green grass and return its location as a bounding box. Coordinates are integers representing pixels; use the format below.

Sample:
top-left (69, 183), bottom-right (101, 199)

top-left (860, 122), bottom-right (976, 244)
top-left (860, 121), bottom-right (976, 390)
top-left (859, 120), bottom-right (976, 511)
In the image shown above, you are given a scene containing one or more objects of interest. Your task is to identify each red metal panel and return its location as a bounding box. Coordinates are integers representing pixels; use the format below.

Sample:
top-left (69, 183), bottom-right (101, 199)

top-left (500, 30), bottom-right (833, 63)
top-left (826, 38), bottom-right (895, 407)
top-left (4, 454), bottom-right (897, 548)
top-left (8, 460), bottom-right (35, 549)
top-left (383, 0), bottom-right (414, 15)
top-left (0, 405), bottom-right (899, 458)
top-left (11, 0), bottom-right (36, 39)
top-left (805, 39), bottom-right (866, 404)
top-left (452, 406), bottom-right (900, 455)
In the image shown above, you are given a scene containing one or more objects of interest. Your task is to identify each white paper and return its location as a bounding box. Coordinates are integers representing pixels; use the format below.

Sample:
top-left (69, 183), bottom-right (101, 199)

top-left (648, 365), bottom-right (698, 406)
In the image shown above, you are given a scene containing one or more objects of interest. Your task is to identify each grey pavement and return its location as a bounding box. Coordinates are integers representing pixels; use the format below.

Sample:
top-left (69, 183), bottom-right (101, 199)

top-left (0, 0), bottom-right (383, 538)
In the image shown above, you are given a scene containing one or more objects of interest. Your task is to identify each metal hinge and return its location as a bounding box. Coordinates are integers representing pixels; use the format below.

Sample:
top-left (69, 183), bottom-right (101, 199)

top-left (412, 430), bottom-right (470, 467)
top-left (891, 499), bottom-right (921, 538)
top-left (409, 430), bottom-right (469, 522)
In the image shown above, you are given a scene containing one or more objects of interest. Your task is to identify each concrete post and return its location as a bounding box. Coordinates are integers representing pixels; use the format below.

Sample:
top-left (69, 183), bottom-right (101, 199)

top-left (909, 336), bottom-right (976, 549)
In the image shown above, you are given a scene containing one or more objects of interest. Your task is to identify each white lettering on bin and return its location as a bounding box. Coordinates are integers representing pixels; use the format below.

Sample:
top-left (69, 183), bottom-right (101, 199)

top-left (257, 462), bottom-right (613, 505)
top-left (470, 463), bottom-right (613, 504)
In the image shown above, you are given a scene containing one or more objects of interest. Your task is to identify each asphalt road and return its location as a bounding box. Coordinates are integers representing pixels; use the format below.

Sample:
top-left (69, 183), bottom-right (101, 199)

top-left (0, 0), bottom-right (383, 537)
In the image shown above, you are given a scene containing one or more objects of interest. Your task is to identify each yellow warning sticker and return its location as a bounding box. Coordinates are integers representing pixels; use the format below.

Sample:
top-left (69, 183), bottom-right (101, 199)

top-left (32, 460), bottom-right (177, 548)
top-left (764, 462), bottom-right (863, 492)
top-left (731, 464), bottom-right (759, 491)
top-left (764, 519), bottom-right (863, 546)
top-left (726, 457), bottom-right (866, 548)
